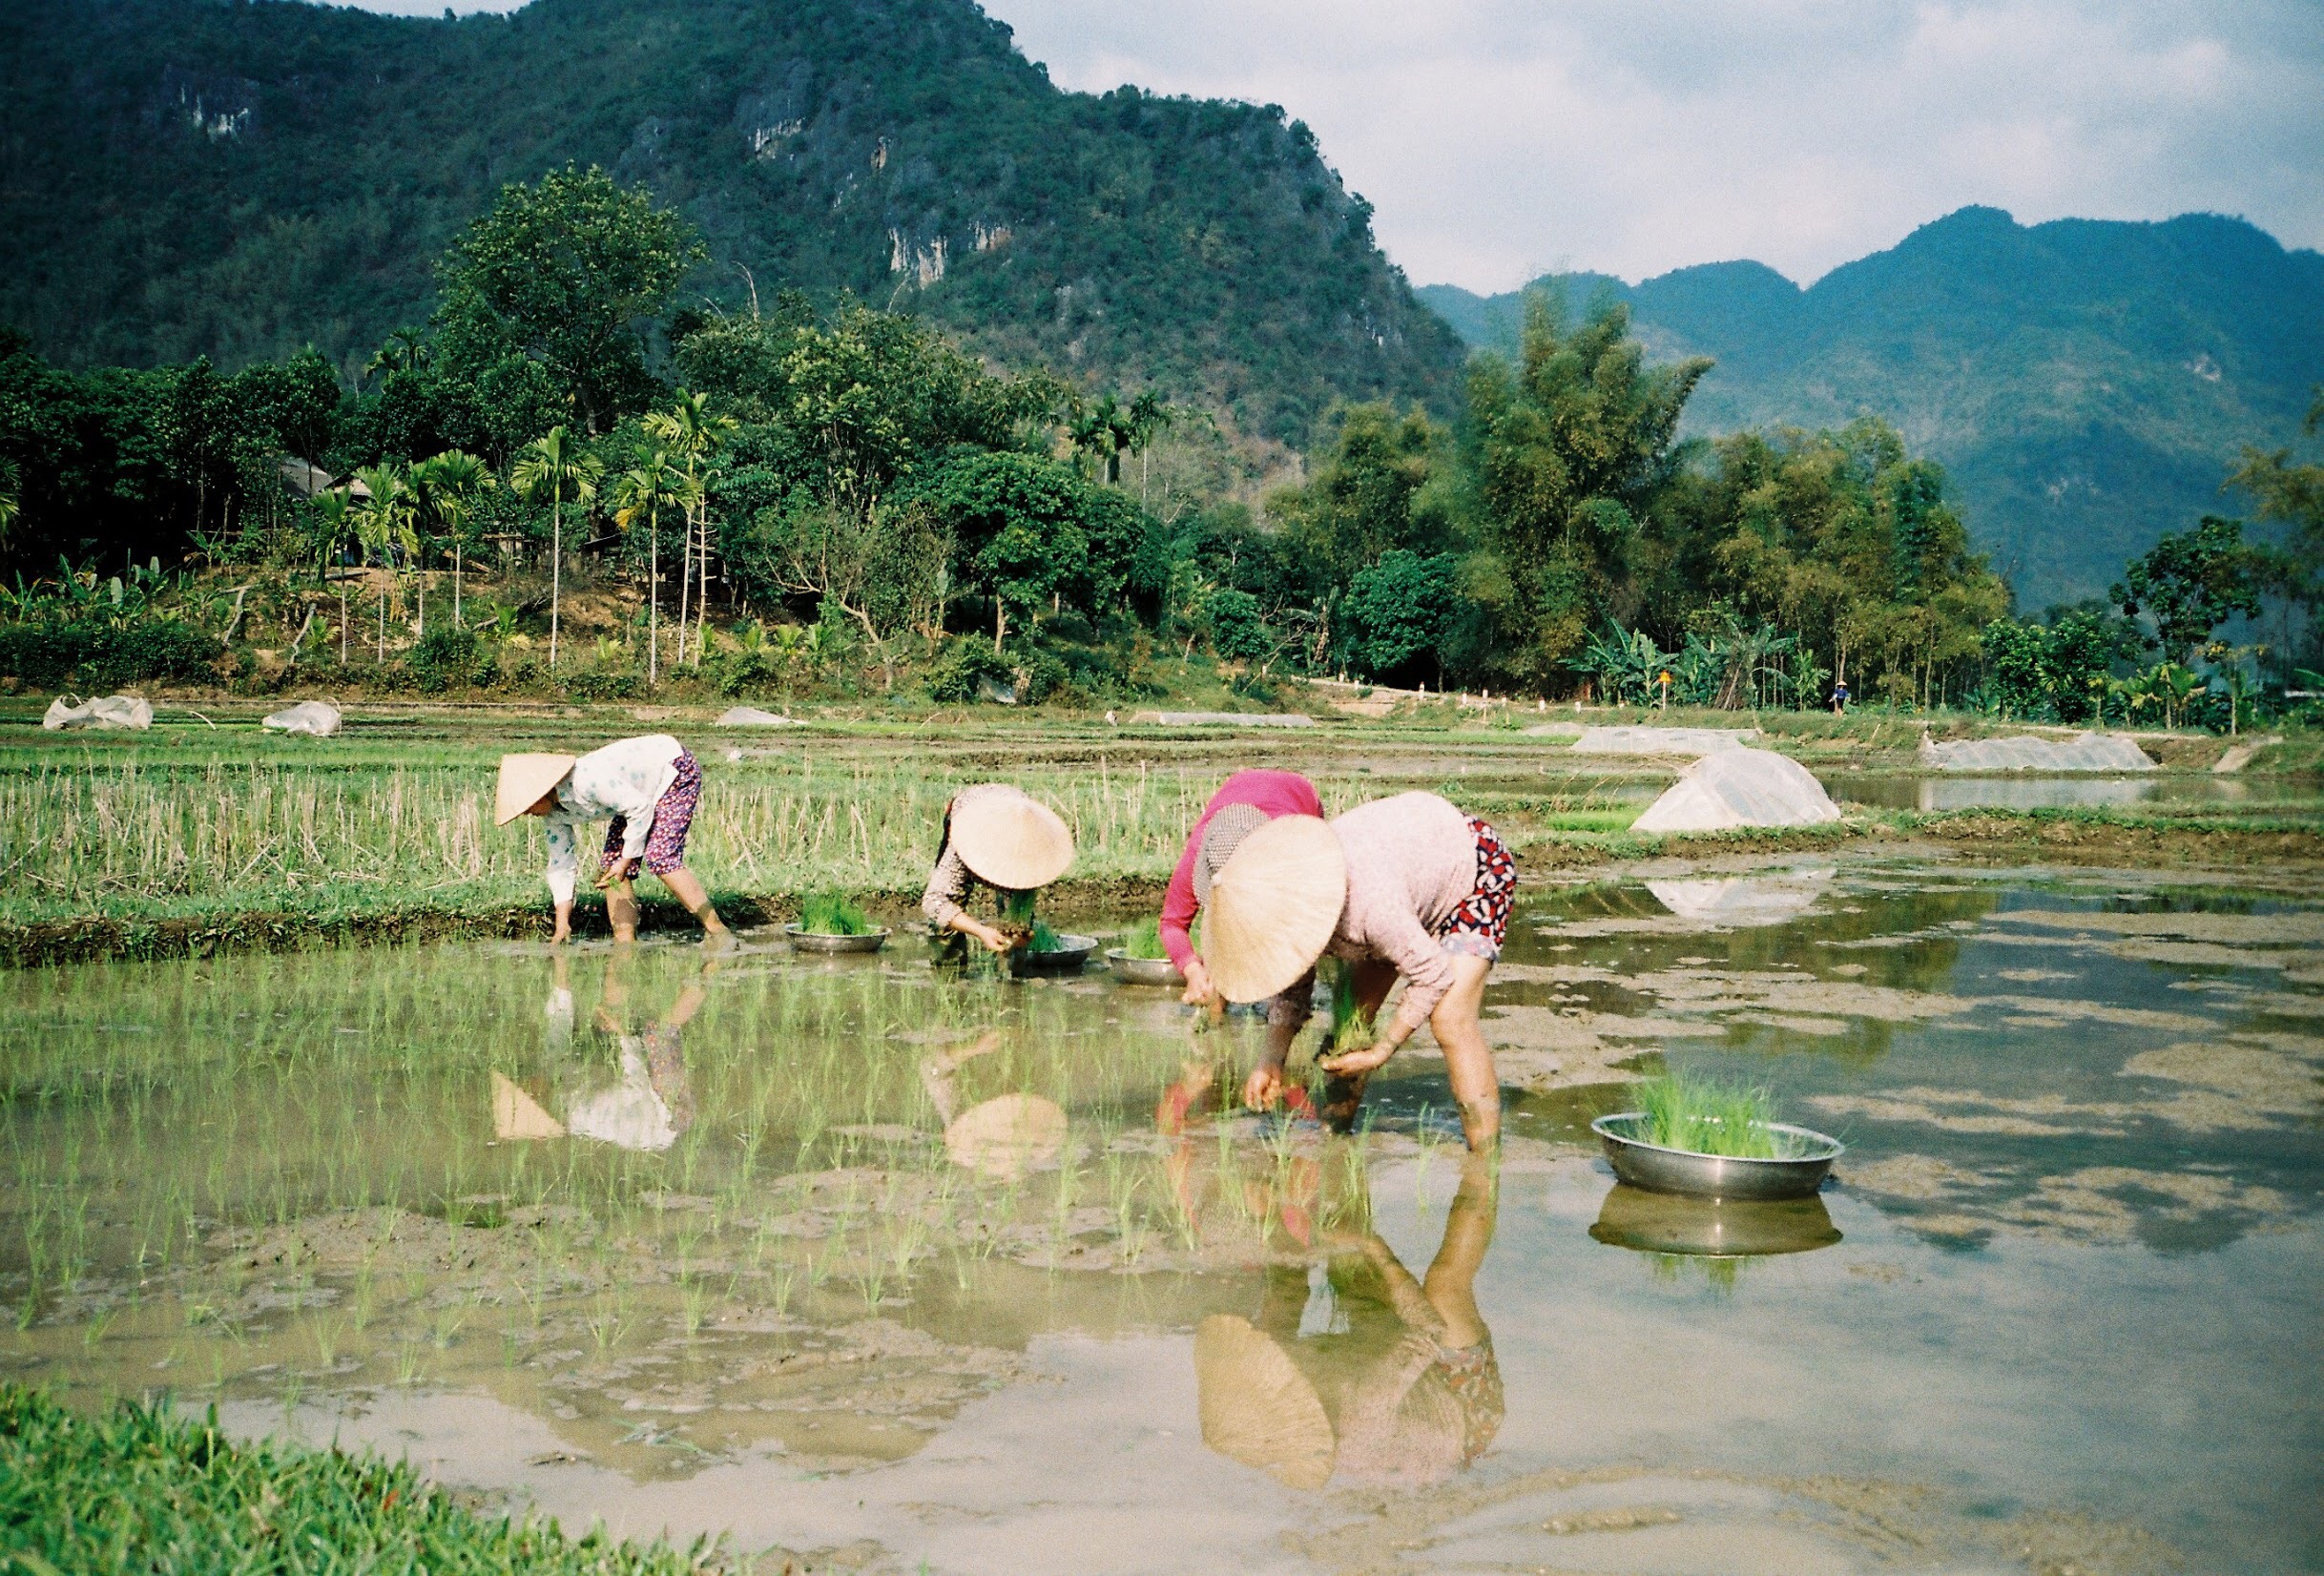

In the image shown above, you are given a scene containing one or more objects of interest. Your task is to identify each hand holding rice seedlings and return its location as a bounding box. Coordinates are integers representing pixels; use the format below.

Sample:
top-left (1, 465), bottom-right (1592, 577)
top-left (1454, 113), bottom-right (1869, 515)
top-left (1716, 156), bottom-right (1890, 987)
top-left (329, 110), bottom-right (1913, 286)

top-left (1629, 1071), bottom-right (1809, 1160)
top-left (797, 890), bottom-right (874, 936)
top-left (1326, 960), bottom-right (1376, 1058)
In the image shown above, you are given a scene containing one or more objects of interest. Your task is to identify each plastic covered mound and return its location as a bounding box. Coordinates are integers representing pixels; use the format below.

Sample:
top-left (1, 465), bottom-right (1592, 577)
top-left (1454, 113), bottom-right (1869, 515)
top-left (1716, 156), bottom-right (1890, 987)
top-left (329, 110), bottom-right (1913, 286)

top-left (716, 706), bottom-right (796, 726)
top-left (1632, 748), bottom-right (1842, 834)
top-left (261, 700), bottom-right (342, 736)
top-left (1918, 732), bottom-right (2155, 772)
top-left (1567, 726), bottom-right (1760, 756)
top-left (42, 695), bottom-right (152, 731)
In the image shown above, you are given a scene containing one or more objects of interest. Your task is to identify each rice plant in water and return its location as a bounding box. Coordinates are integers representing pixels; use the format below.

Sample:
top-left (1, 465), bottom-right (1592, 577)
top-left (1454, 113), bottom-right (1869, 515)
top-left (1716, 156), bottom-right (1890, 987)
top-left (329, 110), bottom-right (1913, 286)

top-left (1119, 916), bottom-right (1169, 960)
top-left (797, 890), bottom-right (873, 936)
top-left (1629, 1072), bottom-right (1800, 1159)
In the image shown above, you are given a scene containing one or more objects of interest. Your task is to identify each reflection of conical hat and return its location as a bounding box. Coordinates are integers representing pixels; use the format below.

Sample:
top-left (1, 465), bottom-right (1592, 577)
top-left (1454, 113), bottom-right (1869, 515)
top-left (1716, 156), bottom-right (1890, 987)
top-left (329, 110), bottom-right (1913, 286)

top-left (495, 754), bottom-right (576, 825)
top-left (950, 788), bottom-right (1076, 891)
top-left (944, 1093), bottom-right (1067, 1180)
top-left (1201, 816), bottom-right (1345, 1003)
top-left (491, 1071), bottom-right (567, 1140)
top-left (1193, 1315), bottom-right (1335, 1489)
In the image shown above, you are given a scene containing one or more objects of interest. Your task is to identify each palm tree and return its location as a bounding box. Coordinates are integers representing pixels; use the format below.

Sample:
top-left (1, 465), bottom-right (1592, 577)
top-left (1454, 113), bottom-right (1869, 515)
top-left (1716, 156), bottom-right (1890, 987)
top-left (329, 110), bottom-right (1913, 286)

top-left (611, 450), bottom-right (688, 686)
top-left (352, 464), bottom-right (417, 662)
top-left (511, 426), bottom-right (604, 672)
top-left (412, 449), bottom-right (495, 630)
top-left (644, 391), bottom-right (736, 665)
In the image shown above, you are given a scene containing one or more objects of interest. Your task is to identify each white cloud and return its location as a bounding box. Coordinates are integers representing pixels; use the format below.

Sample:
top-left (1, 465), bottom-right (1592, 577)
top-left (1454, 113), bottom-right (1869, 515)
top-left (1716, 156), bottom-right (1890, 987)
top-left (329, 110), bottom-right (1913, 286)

top-left (336, 0), bottom-right (2324, 291)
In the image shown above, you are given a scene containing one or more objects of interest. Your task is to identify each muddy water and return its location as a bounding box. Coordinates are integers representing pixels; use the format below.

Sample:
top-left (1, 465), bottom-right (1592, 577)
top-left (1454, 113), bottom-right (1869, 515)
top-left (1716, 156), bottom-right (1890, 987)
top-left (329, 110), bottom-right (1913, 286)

top-left (1824, 770), bottom-right (2324, 813)
top-left (2, 858), bottom-right (2319, 1574)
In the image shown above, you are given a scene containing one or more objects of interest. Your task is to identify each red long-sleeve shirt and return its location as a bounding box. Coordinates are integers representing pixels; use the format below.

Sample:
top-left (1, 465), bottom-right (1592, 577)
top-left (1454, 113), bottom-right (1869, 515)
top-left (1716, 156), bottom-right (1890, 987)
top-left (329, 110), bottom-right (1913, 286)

top-left (1160, 769), bottom-right (1325, 971)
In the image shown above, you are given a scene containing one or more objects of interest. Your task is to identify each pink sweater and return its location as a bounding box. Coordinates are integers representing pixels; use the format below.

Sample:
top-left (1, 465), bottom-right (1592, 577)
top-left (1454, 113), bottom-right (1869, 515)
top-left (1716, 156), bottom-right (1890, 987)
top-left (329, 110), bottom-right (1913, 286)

top-left (1274, 791), bottom-right (1478, 1029)
top-left (1160, 769), bottom-right (1325, 971)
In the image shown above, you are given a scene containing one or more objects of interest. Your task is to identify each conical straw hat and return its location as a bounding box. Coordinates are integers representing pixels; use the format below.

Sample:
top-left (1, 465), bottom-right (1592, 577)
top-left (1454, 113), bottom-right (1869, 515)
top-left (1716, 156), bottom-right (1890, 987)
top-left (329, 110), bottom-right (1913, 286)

top-left (496, 753), bottom-right (576, 825)
top-left (1201, 815), bottom-right (1345, 1003)
top-left (1194, 1314), bottom-right (1335, 1489)
top-left (944, 1093), bottom-right (1068, 1180)
top-left (949, 787), bottom-right (1075, 891)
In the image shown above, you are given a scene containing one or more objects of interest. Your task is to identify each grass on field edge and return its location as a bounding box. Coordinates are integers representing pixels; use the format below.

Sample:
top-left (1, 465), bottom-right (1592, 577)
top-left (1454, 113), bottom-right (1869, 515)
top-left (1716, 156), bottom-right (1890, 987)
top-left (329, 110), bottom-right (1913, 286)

top-left (0, 1383), bottom-right (723, 1575)
top-left (3, 808), bottom-right (2318, 970)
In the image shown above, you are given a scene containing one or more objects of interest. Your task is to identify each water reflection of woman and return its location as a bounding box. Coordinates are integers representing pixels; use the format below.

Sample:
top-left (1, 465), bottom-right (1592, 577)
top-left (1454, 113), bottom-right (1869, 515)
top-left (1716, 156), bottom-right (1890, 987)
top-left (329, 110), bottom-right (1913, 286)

top-left (525, 953), bottom-right (709, 1152)
top-left (1193, 1151), bottom-right (1503, 1489)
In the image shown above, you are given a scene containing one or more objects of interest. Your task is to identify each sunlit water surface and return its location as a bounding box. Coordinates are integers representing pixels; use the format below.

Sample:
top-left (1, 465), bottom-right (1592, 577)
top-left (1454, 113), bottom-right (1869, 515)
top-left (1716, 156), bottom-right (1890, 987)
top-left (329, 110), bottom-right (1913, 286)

top-left (3, 855), bottom-right (2319, 1574)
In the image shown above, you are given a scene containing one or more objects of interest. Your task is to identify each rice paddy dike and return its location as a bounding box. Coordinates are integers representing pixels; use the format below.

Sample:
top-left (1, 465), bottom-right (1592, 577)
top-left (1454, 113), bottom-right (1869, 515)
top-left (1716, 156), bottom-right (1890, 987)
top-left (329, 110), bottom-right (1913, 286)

top-left (1, 697), bottom-right (2320, 967)
top-left (3, 858), bottom-right (2319, 1572)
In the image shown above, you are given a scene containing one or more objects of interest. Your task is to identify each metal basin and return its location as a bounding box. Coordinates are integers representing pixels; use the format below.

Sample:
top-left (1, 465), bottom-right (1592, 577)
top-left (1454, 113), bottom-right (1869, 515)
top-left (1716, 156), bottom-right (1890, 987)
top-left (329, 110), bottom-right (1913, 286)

top-left (1009, 934), bottom-right (1098, 976)
top-left (1589, 1184), bottom-right (1840, 1257)
top-left (1106, 949), bottom-right (1183, 985)
top-left (1589, 1112), bottom-right (1842, 1201)
top-left (784, 924), bottom-right (891, 955)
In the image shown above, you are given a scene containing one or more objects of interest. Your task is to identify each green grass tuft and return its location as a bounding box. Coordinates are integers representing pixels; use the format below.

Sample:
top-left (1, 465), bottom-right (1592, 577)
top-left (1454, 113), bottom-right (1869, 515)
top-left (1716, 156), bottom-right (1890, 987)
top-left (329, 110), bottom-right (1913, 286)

top-left (796, 890), bottom-right (873, 936)
top-left (1119, 916), bottom-right (1168, 959)
top-left (0, 1383), bottom-right (712, 1573)
top-left (1627, 1072), bottom-right (1804, 1159)
top-left (1327, 959), bottom-right (1375, 1055)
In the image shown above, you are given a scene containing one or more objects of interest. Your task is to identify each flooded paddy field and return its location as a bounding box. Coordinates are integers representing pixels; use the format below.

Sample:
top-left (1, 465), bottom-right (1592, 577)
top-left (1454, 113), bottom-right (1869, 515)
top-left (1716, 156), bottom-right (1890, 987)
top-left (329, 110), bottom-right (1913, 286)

top-left (3, 854), bottom-right (2319, 1573)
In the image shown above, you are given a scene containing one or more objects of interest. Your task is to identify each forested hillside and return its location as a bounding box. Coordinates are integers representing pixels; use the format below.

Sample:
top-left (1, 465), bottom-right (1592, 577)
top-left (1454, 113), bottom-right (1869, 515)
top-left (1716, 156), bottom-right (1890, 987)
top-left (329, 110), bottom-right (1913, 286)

top-left (1420, 209), bottom-right (2324, 605)
top-left (0, 0), bottom-right (1462, 443)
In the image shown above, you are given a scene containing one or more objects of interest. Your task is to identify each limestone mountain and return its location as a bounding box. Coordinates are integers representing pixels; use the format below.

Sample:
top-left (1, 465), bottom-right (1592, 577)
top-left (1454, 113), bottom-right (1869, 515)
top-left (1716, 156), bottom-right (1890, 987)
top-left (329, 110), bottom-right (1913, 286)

top-left (0, 0), bottom-right (1463, 442)
top-left (1420, 208), bottom-right (2324, 604)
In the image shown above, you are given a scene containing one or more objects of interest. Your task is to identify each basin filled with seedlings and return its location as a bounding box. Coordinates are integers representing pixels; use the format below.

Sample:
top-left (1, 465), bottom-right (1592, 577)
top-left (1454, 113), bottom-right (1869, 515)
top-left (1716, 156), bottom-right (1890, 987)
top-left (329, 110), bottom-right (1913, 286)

top-left (1108, 917), bottom-right (1183, 985)
top-left (785, 891), bottom-right (890, 954)
top-left (1010, 924), bottom-right (1098, 975)
top-left (1591, 1074), bottom-right (1842, 1201)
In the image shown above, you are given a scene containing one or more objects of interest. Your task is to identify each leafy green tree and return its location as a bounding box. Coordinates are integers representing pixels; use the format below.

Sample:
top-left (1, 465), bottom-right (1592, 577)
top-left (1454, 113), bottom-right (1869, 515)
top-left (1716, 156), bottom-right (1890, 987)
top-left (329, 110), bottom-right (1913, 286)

top-left (1339, 549), bottom-right (1458, 683)
top-left (2111, 515), bottom-right (2262, 666)
top-left (643, 391), bottom-right (736, 666)
top-left (410, 449), bottom-right (495, 630)
top-left (1275, 403), bottom-right (1444, 592)
top-left (1203, 588), bottom-right (1271, 663)
top-left (435, 166), bottom-right (706, 436)
top-left (913, 450), bottom-right (1115, 651)
top-left (510, 426), bottom-right (604, 671)
top-left (2228, 388), bottom-right (2324, 673)
top-left (350, 464), bottom-right (417, 658)
top-left (1460, 298), bottom-right (1709, 683)
top-left (611, 450), bottom-right (686, 684)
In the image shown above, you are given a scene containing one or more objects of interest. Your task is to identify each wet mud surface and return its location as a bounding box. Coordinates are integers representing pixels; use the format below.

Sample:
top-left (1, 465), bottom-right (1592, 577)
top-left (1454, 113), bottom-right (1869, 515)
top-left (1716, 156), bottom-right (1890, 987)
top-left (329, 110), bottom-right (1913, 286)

top-left (2, 853), bottom-right (2319, 1572)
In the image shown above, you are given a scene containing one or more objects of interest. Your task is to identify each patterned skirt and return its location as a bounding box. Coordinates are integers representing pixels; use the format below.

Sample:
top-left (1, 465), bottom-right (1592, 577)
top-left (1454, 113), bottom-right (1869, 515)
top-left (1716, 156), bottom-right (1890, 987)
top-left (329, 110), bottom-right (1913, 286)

top-left (602, 751), bottom-right (702, 878)
top-left (1438, 818), bottom-right (1517, 960)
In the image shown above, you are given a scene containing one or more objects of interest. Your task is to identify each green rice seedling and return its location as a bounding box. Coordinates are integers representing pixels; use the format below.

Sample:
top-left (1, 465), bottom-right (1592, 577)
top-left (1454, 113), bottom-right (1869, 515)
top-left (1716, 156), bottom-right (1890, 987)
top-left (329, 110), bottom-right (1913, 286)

top-left (1119, 917), bottom-right (1169, 961)
top-left (1627, 1072), bottom-right (1800, 1160)
top-left (1326, 959), bottom-right (1375, 1058)
top-left (797, 890), bottom-right (874, 936)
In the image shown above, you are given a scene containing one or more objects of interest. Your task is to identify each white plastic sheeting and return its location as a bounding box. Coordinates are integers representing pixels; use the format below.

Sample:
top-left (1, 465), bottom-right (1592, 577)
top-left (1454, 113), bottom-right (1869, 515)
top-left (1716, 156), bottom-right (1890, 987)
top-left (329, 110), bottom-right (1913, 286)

top-left (261, 700), bottom-right (342, 736)
top-left (1568, 726), bottom-right (1760, 756)
top-left (1918, 732), bottom-right (2154, 772)
top-left (1632, 748), bottom-right (1842, 834)
top-left (42, 695), bottom-right (153, 731)
top-left (1647, 867), bottom-right (1835, 927)
top-left (716, 706), bottom-right (797, 726)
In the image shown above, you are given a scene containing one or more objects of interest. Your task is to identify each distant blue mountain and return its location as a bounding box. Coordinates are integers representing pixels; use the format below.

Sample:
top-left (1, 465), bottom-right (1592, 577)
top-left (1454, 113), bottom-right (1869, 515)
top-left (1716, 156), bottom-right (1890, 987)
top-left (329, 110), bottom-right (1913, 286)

top-left (1418, 208), bottom-right (2324, 605)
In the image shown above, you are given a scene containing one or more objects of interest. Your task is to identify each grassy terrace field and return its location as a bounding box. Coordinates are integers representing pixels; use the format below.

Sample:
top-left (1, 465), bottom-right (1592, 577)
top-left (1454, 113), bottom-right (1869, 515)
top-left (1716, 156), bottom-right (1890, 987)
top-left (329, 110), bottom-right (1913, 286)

top-left (1, 696), bottom-right (2318, 964)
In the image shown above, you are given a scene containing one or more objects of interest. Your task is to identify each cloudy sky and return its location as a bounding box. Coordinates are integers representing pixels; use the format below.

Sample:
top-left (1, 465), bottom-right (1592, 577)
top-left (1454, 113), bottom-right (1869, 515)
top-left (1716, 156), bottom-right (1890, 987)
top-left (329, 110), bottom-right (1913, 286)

top-left (353, 0), bottom-right (2324, 293)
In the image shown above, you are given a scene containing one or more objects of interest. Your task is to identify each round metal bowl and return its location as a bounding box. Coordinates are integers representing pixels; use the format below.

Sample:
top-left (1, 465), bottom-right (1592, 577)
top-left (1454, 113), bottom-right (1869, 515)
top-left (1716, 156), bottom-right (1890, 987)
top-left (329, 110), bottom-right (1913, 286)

top-left (1589, 1184), bottom-right (1840, 1257)
top-left (784, 924), bottom-right (891, 955)
top-left (1009, 934), bottom-right (1098, 976)
top-left (1106, 949), bottom-right (1183, 985)
top-left (1589, 1112), bottom-right (1843, 1201)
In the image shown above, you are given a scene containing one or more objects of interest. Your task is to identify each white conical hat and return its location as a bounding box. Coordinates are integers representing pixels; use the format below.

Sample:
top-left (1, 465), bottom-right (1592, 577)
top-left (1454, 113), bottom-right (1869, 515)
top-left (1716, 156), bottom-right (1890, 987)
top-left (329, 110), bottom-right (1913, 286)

top-left (950, 787), bottom-right (1075, 891)
top-left (1193, 1315), bottom-right (1335, 1489)
top-left (1201, 815), bottom-right (1346, 1003)
top-left (495, 753), bottom-right (576, 825)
